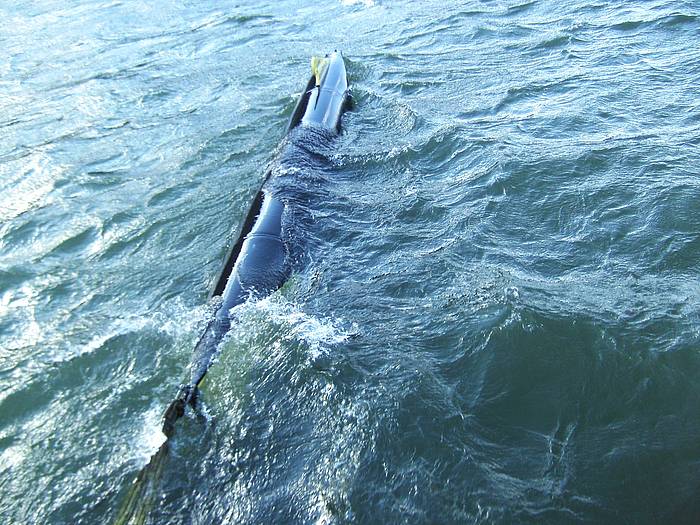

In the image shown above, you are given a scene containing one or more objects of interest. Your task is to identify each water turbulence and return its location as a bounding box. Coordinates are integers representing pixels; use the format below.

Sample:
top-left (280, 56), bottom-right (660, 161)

top-left (4, 1), bottom-right (700, 523)
top-left (113, 52), bottom-right (351, 524)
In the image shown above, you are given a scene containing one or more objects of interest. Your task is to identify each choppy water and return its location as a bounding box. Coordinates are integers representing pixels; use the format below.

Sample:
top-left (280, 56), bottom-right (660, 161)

top-left (2, 0), bottom-right (700, 523)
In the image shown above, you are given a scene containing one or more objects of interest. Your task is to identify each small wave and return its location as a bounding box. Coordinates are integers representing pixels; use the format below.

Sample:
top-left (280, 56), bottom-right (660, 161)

top-left (531, 33), bottom-right (577, 51)
top-left (341, 0), bottom-right (375, 6)
top-left (0, 151), bottom-right (60, 222)
top-left (506, 1), bottom-right (536, 14)
top-left (610, 12), bottom-right (698, 32)
top-left (658, 13), bottom-right (698, 27)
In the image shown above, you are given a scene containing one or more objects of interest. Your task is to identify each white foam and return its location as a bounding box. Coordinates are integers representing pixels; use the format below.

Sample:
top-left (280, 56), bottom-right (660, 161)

top-left (249, 295), bottom-right (357, 356)
top-left (132, 404), bottom-right (167, 465)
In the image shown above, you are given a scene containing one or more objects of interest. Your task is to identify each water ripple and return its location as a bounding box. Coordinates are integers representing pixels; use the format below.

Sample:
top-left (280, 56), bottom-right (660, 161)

top-left (2, 0), bottom-right (700, 523)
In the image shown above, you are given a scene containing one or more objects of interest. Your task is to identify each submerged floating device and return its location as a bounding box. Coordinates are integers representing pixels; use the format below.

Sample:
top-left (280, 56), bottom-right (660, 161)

top-left (114, 51), bottom-right (350, 524)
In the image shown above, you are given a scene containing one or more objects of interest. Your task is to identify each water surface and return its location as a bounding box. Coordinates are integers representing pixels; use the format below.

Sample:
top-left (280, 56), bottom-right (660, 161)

top-left (1, 0), bottom-right (700, 523)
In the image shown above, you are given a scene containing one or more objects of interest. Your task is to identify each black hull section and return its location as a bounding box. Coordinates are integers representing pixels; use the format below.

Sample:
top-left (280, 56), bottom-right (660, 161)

top-left (114, 51), bottom-right (350, 525)
top-left (202, 52), bottom-right (350, 380)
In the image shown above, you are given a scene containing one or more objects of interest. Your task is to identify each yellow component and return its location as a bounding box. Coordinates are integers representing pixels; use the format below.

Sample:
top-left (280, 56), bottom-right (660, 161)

top-left (311, 56), bottom-right (330, 86)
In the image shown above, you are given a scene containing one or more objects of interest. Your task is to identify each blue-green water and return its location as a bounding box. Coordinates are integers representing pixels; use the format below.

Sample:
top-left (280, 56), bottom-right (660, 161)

top-left (2, 0), bottom-right (700, 523)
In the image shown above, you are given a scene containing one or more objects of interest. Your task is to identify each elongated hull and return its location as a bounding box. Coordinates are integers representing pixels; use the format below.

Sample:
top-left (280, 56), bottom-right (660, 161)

top-left (191, 51), bottom-right (349, 388)
top-left (113, 53), bottom-right (350, 525)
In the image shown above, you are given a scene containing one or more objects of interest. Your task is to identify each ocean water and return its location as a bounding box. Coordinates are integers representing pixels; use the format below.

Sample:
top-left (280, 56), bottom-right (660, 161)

top-left (1, 0), bottom-right (700, 523)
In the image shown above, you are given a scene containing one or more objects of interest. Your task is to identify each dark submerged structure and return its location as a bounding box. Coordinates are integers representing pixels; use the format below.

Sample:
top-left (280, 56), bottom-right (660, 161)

top-left (114, 52), bottom-right (350, 524)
